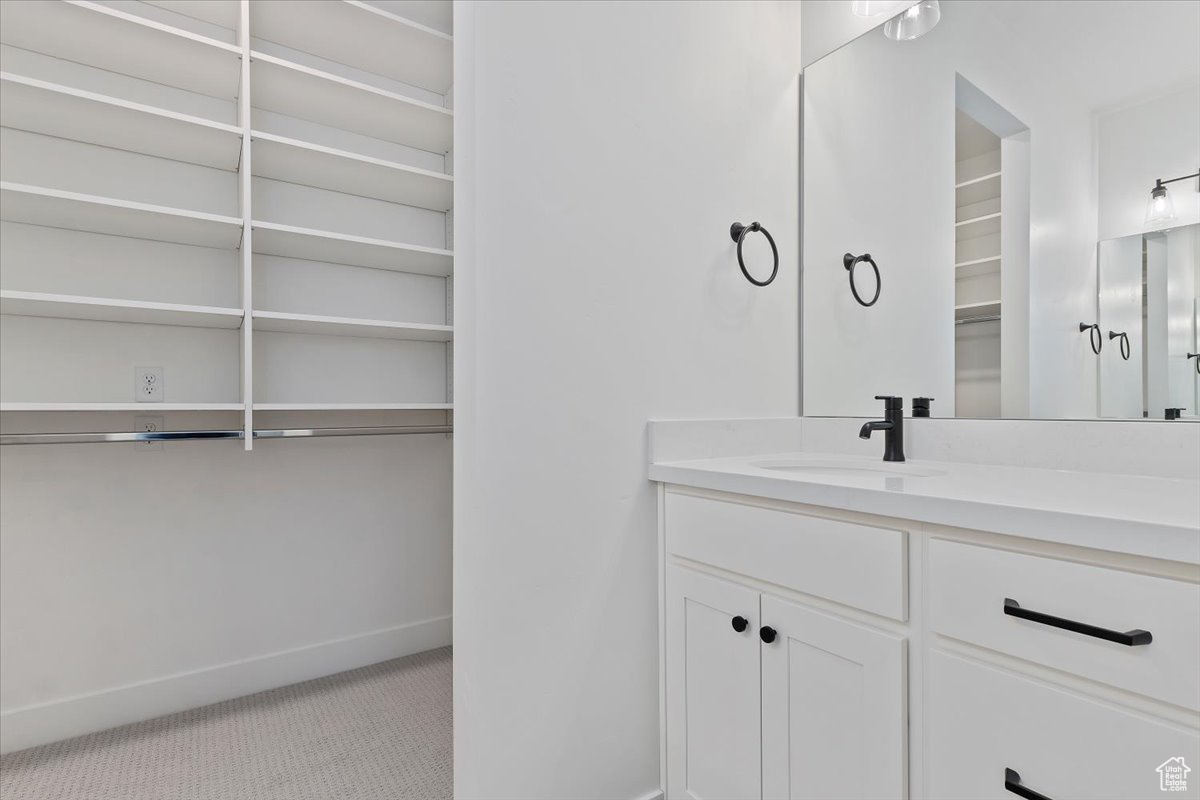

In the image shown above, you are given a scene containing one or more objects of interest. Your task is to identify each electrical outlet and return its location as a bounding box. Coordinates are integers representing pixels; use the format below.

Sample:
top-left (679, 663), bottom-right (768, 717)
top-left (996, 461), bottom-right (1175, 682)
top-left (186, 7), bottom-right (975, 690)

top-left (134, 415), bottom-right (164, 451)
top-left (135, 366), bottom-right (163, 402)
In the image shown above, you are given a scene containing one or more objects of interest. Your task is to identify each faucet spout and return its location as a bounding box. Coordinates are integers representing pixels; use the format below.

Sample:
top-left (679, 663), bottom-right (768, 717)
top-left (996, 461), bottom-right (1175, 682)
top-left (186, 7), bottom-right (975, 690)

top-left (858, 420), bottom-right (893, 439)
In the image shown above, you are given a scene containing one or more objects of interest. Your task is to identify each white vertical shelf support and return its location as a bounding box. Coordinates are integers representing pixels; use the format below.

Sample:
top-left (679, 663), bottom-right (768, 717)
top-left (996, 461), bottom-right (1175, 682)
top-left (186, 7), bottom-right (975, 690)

top-left (238, 0), bottom-right (254, 450)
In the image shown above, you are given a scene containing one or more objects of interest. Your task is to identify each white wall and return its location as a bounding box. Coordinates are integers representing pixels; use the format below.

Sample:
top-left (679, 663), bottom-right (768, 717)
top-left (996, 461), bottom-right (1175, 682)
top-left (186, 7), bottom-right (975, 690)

top-left (453, 1), bottom-right (802, 797)
top-left (1097, 87), bottom-right (1200, 242)
top-left (0, 416), bottom-right (451, 754)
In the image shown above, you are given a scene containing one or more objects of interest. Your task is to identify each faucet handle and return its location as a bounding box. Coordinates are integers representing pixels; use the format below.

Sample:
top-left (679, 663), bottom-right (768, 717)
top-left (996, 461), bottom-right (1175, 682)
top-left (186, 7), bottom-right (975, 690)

top-left (874, 395), bottom-right (903, 410)
top-left (912, 397), bottom-right (934, 417)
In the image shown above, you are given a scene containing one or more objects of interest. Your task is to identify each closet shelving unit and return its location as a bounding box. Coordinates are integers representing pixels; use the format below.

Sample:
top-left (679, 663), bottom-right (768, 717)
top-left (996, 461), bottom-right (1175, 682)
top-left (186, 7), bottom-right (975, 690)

top-left (954, 115), bottom-right (1003, 417)
top-left (0, 0), bottom-right (454, 446)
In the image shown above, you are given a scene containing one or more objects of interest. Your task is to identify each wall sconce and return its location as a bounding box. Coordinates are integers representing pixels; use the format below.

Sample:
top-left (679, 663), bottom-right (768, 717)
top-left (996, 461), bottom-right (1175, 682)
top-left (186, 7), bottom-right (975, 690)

top-left (852, 1), bottom-right (941, 42)
top-left (1145, 170), bottom-right (1200, 226)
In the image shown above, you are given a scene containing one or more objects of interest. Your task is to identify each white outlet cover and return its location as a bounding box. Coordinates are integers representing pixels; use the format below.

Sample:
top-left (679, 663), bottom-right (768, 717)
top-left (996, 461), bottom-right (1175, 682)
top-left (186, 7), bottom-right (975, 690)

top-left (135, 366), bottom-right (163, 402)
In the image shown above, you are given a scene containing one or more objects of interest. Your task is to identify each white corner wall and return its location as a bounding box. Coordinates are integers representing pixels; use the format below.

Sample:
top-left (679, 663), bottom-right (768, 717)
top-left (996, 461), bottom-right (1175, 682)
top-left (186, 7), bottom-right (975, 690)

top-left (453, 1), bottom-right (802, 797)
top-left (0, 420), bottom-right (451, 754)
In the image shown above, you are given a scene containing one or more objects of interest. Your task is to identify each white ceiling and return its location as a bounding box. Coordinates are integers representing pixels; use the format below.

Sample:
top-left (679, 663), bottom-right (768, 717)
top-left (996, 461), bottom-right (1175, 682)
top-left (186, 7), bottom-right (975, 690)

top-left (952, 0), bottom-right (1200, 114)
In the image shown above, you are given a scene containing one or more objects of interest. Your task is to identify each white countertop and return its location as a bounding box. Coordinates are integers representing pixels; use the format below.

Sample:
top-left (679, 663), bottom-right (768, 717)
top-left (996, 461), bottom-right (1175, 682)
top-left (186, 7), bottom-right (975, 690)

top-left (650, 452), bottom-right (1200, 564)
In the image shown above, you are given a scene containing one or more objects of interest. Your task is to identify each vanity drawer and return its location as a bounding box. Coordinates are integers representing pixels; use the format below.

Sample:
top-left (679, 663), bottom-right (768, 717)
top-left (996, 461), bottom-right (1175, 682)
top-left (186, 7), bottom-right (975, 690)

top-left (929, 538), bottom-right (1200, 709)
top-left (664, 491), bottom-right (906, 620)
top-left (927, 649), bottom-right (1200, 800)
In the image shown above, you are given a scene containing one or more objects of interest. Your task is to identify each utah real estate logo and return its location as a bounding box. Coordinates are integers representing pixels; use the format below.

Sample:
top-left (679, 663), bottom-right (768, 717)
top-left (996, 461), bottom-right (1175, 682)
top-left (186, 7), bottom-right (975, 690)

top-left (1158, 757), bottom-right (1190, 792)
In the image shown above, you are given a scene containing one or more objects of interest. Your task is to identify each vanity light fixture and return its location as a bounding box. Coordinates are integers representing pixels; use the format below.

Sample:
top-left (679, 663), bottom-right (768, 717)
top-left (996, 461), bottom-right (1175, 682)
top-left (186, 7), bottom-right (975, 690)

top-left (1145, 171), bottom-right (1199, 226)
top-left (882, 0), bottom-right (941, 41)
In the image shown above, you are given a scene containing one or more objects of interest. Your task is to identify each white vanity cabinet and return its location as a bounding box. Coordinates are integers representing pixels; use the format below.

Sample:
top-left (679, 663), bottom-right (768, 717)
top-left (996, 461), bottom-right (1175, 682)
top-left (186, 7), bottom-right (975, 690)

top-left (658, 485), bottom-right (1200, 800)
top-left (662, 490), bottom-right (909, 800)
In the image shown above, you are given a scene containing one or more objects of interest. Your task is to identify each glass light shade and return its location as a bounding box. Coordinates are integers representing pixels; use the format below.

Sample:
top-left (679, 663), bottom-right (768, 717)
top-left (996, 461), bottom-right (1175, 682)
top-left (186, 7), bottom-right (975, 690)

top-left (1145, 185), bottom-right (1177, 226)
top-left (883, 0), bottom-right (942, 41)
top-left (852, 0), bottom-right (909, 17)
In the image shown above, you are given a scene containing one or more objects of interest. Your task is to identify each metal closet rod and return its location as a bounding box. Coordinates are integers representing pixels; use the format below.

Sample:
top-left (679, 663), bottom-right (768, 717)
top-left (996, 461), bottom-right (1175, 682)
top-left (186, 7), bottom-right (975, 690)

top-left (0, 425), bottom-right (452, 446)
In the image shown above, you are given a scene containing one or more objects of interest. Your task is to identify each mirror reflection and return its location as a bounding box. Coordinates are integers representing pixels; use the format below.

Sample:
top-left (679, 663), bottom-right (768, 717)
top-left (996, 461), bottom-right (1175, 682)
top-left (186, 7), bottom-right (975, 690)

top-left (802, 0), bottom-right (1200, 420)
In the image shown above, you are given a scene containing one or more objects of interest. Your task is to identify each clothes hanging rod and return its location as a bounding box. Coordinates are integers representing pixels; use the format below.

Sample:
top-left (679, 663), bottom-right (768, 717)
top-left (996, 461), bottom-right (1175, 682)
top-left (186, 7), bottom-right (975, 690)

top-left (0, 426), bottom-right (452, 446)
top-left (956, 314), bottom-right (1001, 326)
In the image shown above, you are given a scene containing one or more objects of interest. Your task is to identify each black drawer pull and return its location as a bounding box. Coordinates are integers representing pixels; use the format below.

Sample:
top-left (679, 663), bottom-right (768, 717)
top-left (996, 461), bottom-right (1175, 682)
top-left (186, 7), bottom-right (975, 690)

top-left (1003, 598), bottom-right (1151, 646)
top-left (731, 615), bottom-right (748, 633)
top-left (1005, 768), bottom-right (1053, 800)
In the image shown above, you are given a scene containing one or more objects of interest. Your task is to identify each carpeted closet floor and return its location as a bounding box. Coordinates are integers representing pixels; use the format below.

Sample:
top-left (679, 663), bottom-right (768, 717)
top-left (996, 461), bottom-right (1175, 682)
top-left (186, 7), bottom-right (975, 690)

top-left (0, 647), bottom-right (452, 800)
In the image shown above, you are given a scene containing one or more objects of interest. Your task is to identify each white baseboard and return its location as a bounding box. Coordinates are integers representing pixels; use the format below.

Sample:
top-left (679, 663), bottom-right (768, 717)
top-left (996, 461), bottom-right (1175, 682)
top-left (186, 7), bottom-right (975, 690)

top-left (0, 615), bottom-right (451, 755)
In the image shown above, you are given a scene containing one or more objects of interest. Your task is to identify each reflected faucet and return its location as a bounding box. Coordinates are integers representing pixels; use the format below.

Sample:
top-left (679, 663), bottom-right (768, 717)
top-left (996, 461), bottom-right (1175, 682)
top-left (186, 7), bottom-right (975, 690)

top-left (860, 395), bottom-right (905, 462)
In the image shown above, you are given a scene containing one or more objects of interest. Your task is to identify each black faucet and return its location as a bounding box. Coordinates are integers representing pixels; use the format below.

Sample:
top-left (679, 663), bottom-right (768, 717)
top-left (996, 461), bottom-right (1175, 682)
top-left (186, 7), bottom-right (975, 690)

top-left (860, 395), bottom-right (905, 462)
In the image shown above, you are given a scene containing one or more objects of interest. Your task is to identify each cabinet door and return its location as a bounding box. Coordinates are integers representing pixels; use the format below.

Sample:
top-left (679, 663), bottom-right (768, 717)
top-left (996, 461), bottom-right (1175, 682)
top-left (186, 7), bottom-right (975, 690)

top-left (760, 595), bottom-right (906, 800)
top-left (666, 565), bottom-right (762, 800)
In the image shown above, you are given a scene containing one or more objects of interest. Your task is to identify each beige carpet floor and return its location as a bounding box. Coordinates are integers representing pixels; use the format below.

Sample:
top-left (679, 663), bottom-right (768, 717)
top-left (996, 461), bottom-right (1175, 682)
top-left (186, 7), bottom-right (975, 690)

top-left (0, 647), bottom-right (452, 800)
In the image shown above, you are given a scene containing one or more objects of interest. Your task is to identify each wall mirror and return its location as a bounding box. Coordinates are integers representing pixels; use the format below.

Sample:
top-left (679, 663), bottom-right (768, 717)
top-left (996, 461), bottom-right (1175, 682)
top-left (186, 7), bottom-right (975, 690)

top-left (802, 0), bottom-right (1200, 420)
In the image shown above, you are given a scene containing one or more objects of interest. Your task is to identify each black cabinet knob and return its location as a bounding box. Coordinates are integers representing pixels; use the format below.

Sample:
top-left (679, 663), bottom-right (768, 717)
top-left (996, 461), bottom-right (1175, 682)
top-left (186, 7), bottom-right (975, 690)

top-left (759, 625), bottom-right (777, 644)
top-left (731, 615), bottom-right (748, 633)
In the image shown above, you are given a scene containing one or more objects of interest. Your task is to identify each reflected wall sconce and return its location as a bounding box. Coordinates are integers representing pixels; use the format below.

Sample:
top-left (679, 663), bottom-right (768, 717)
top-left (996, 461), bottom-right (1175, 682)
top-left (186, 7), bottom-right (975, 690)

top-left (852, 0), bottom-right (941, 42)
top-left (1145, 170), bottom-right (1200, 226)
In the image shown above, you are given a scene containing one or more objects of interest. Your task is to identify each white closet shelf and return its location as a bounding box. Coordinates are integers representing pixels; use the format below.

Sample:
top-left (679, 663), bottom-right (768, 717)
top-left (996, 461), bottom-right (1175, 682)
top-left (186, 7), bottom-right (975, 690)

top-left (0, 402), bottom-right (243, 412)
top-left (250, 52), bottom-right (452, 154)
top-left (0, 290), bottom-right (244, 329)
top-left (251, 221), bottom-right (453, 276)
top-left (954, 212), bottom-right (1001, 239)
top-left (251, 1), bottom-right (452, 95)
top-left (251, 132), bottom-right (452, 211)
top-left (0, 183), bottom-right (243, 249)
top-left (141, 0), bottom-right (240, 31)
top-left (0, 73), bottom-right (242, 170)
top-left (955, 172), bottom-right (1001, 207)
top-left (253, 310), bottom-right (453, 341)
top-left (954, 256), bottom-right (1001, 269)
top-left (955, 300), bottom-right (1002, 320)
top-left (0, 0), bottom-right (242, 100)
top-left (954, 171), bottom-right (1001, 189)
top-left (253, 403), bottom-right (453, 411)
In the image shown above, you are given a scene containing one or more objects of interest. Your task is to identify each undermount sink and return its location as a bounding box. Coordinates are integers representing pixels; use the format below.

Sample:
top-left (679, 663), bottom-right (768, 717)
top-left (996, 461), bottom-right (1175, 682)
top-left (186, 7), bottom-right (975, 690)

top-left (750, 458), bottom-right (948, 479)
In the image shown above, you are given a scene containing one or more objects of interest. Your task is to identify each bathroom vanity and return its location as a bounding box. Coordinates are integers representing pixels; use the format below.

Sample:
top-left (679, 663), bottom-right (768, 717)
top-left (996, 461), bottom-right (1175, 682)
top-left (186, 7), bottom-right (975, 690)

top-left (650, 420), bottom-right (1200, 800)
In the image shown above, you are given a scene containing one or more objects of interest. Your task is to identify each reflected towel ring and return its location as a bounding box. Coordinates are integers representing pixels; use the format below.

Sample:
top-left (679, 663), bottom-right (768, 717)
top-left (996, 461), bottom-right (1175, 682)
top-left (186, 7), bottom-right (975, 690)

top-left (843, 253), bottom-right (881, 307)
top-left (1079, 322), bottom-right (1102, 354)
top-left (1108, 330), bottom-right (1130, 361)
top-left (729, 221), bottom-right (779, 286)
top-left (1189, 352), bottom-right (1200, 375)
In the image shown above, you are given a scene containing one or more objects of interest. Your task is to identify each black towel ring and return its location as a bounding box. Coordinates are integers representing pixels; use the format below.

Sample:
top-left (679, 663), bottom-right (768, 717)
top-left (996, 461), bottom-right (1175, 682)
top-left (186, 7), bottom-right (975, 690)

top-left (843, 253), bottom-right (881, 307)
top-left (1188, 352), bottom-right (1200, 375)
top-left (1079, 323), bottom-right (1102, 354)
top-left (1108, 330), bottom-right (1130, 361)
top-left (730, 221), bottom-right (778, 287)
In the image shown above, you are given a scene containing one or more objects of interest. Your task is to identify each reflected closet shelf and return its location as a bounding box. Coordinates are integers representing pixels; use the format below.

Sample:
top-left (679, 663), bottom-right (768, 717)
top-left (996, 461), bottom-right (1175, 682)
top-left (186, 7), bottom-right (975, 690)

top-left (0, 0), bottom-right (242, 99)
top-left (0, 290), bottom-right (244, 328)
top-left (954, 212), bottom-right (1001, 239)
top-left (253, 310), bottom-right (453, 341)
top-left (0, 73), bottom-right (243, 170)
top-left (955, 300), bottom-right (1002, 321)
top-left (0, 183), bottom-right (244, 249)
